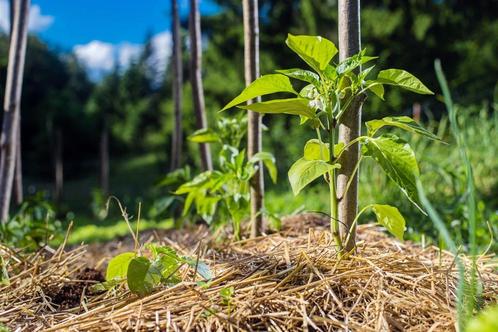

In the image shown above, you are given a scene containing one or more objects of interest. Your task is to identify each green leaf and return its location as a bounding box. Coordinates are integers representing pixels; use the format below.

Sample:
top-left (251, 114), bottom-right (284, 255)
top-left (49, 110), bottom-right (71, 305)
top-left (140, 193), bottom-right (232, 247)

top-left (366, 116), bottom-right (442, 141)
top-left (238, 98), bottom-right (315, 118)
top-left (221, 74), bottom-right (297, 111)
top-left (336, 51), bottom-right (377, 75)
top-left (175, 171), bottom-right (213, 194)
top-left (303, 139), bottom-right (345, 161)
top-left (249, 152), bottom-right (278, 183)
top-left (106, 252), bottom-right (136, 281)
top-left (466, 305), bottom-right (498, 332)
top-left (188, 128), bottom-right (220, 143)
top-left (377, 69), bottom-right (433, 95)
top-left (299, 84), bottom-right (319, 99)
top-left (89, 279), bottom-right (122, 293)
top-left (147, 245), bottom-right (183, 283)
top-left (220, 286), bottom-right (234, 303)
top-left (127, 257), bottom-right (154, 296)
top-left (276, 68), bottom-right (320, 86)
top-left (285, 34), bottom-right (338, 73)
top-left (288, 158), bottom-right (340, 195)
top-left (365, 81), bottom-right (384, 100)
top-left (304, 139), bottom-right (329, 161)
top-left (195, 196), bottom-right (220, 223)
top-left (370, 204), bottom-right (406, 240)
top-left (362, 135), bottom-right (421, 209)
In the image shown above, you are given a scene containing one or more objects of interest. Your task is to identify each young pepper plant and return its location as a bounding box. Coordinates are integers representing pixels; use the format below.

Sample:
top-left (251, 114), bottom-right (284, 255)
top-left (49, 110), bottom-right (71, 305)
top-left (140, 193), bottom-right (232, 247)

top-left (221, 34), bottom-right (439, 251)
top-left (175, 116), bottom-right (277, 239)
top-left (94, 243), bottom-right (212, 296)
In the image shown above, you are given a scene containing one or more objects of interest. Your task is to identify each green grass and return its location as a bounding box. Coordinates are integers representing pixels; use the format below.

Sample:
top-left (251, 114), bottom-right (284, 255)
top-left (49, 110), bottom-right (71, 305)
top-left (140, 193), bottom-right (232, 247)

top-left (68, 218), bottom-right (174, 245)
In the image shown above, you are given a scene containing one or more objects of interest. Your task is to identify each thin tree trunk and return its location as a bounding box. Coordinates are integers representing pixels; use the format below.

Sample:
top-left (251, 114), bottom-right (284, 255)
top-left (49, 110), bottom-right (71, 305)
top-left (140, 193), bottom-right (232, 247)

top-left (170, 0), bottom-right (183, 171)
top-left (13, 122), bottom-right (23, 204)
top-left (189, 0), bottom-right (212, 171)
top-left (9, 0), bottom-right (23, 205)
top-left (243, 0), bottom-right (264, 238)
top-left (337, 0), bottom-right (364, 251)
top-left (0, 0), bottom-right (30, 223)
top-left (100, 116), bottom-right (109, 195)
top-left (54, 129), bottom-right (63, 204)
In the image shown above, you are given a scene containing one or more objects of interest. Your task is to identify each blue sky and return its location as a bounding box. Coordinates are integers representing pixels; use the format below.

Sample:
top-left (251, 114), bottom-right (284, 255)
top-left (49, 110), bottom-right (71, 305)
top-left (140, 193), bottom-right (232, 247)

top-left (0, 0), bottom-right (220, 79)
top-left (33, 0), bottom-right (220, 49)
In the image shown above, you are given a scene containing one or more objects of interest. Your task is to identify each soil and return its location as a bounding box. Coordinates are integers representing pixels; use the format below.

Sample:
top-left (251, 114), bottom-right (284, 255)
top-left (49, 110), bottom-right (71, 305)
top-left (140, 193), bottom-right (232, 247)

top-left (44, 267), bottom-right (105, 309)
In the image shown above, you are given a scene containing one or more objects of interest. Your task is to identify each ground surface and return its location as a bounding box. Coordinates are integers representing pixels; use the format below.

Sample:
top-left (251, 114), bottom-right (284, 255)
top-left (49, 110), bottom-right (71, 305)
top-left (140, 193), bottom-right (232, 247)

top-left (1, 214), bottom-right (497, 331)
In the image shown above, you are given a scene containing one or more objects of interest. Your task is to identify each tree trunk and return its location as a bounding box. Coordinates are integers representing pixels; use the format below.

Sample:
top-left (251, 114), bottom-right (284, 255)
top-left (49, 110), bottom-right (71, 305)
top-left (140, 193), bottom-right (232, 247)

top-left (100, 116), bottom-right (109, 195)
top-left (0, 0), bottom-right (30, 223)
top-left (54, 129), bottom-right (63, 204)
top-left (13, 123), bottom-right (23, 204)
top-left (337, 0), bottom-right (364, 251)
top-left (9, 0), bottom-right (23, 206)
top-left (170, 0), bottom-right (183, 171)
top-left (243, 0), bottom-right (264, 238)
top-left (189, 0), bottom-right (212, 171)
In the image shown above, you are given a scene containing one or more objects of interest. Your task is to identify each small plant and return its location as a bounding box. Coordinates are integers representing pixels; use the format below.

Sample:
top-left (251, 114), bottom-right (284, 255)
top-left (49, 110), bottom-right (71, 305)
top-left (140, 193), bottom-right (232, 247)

top-left (149, 166), bottom-right (192, 224)
top-left (220, 286), bottom-right (235, 314)
top-left (175, 115), bottom-right (277, 239)
top-left (96, 243), bottom-right (212, 296)
top-left (222, 34), bottom-right (439, 250)
top-left (0, 256), bottom-right (9, 286)
top-left (0, 193), bottom-right (62, 250)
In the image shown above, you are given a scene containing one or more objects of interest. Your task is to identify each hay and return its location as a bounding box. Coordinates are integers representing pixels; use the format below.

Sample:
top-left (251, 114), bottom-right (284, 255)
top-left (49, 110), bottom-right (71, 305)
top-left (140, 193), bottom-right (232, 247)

top-left (1, 214), bottom-right (497, 331)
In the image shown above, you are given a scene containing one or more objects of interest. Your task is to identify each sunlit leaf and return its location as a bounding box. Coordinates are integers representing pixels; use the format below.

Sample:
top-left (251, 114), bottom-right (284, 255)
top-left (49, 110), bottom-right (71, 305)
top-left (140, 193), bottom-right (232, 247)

top-left (106, 252), bottom-right (136, 281)
top-left (276, 68), bottom-right (320, 86)
top-left (288, 158), bottom-right (340, 195)
top-left (175, 171), bottom-right (213, 194)
top-left (304, 139), bottom-right (330, 161)
top-left (238, 98), bottom-right (315, 118)
top-left (366, 116), bottom-right (442, 141)
top-left (188, 128), bottom-right (220, 143)
top-left (365, 81), bottom-right (384, 100)
top-left (377, 69), bottom-right (433, 95)
top-left (362, 135), bottom-right (422, 209)
top-left (249, 152), bottom-right (278, 183)
top-left (466, 305), bottom-right (498, 332)
top-left (370, 204), bottom-right (406, 240)
top-left (221, 74), bottom-right (297, 111)
top-left (303, 139), bottom-right (345, 161)
top-left (286, 34), bottom-right (338, 73)
top-left (336, 50), bottom-right (377, 75)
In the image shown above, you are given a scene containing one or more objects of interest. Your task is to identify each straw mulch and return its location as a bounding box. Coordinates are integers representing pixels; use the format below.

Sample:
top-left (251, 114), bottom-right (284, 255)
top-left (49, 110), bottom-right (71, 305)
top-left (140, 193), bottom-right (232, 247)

top-left (1, 214), bottom-right (497, 331)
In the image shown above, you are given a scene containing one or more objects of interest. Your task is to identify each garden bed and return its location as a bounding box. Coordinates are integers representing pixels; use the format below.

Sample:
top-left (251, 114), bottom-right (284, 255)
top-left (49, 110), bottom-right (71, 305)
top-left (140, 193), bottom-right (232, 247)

top-left (1, 214), bottom-right (497, 331)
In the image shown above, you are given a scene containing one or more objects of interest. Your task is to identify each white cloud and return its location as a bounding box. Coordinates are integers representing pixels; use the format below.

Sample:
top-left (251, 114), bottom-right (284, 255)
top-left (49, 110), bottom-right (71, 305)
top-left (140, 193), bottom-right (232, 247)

top-left (74, 31), bottom-right (173, 81)
top-left (74, 40), bottom-right (115, 73)
top-left (0, 0), bottom-right (54, 33)
top-left (29, 4), bottom-right (54, 32)
top-left (151, 31), bottom-right (172, 72)
top-left (118, 42), bottom-right (141, 67)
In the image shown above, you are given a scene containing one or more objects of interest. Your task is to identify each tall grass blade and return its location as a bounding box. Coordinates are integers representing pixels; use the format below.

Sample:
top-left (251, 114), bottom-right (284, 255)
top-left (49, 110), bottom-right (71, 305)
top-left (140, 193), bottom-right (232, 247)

top-left (434, 59), bottom-right (480, 330)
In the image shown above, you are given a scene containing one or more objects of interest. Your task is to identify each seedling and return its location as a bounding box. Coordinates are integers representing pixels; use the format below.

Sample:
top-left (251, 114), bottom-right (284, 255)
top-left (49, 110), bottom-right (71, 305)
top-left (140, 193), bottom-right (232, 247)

top-left (91, 198), bottom-right (211, 296)
top-left (175, 116), bottom-right (277, 239)
top-left (94, 244), bottom-right (212, 296)
top-left (220, 286), bottom-right (235, 314)
top-left (222, 34), bottom-right (439, 251)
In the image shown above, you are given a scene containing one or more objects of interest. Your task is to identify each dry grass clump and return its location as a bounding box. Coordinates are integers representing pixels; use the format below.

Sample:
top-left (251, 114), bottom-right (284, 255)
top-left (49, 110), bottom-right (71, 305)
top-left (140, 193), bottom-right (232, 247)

top-left (1, 214), bottom-right (497, 331)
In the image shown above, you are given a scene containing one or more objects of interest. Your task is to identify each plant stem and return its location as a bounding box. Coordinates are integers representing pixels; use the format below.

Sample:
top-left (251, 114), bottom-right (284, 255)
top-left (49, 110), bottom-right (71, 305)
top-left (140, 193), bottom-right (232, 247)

top-left (328, 118), bottom-right (342, 251)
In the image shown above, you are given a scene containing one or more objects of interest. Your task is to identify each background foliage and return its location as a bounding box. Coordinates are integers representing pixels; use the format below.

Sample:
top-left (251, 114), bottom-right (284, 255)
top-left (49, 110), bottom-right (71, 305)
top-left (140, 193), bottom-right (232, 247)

top-left (0, 0), bottom-right (496, 250)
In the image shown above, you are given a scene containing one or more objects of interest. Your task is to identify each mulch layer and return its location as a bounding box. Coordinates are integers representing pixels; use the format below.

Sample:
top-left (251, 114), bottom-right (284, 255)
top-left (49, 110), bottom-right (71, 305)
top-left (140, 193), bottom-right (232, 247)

top-left (1, 214), bottom-right (497, 331)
